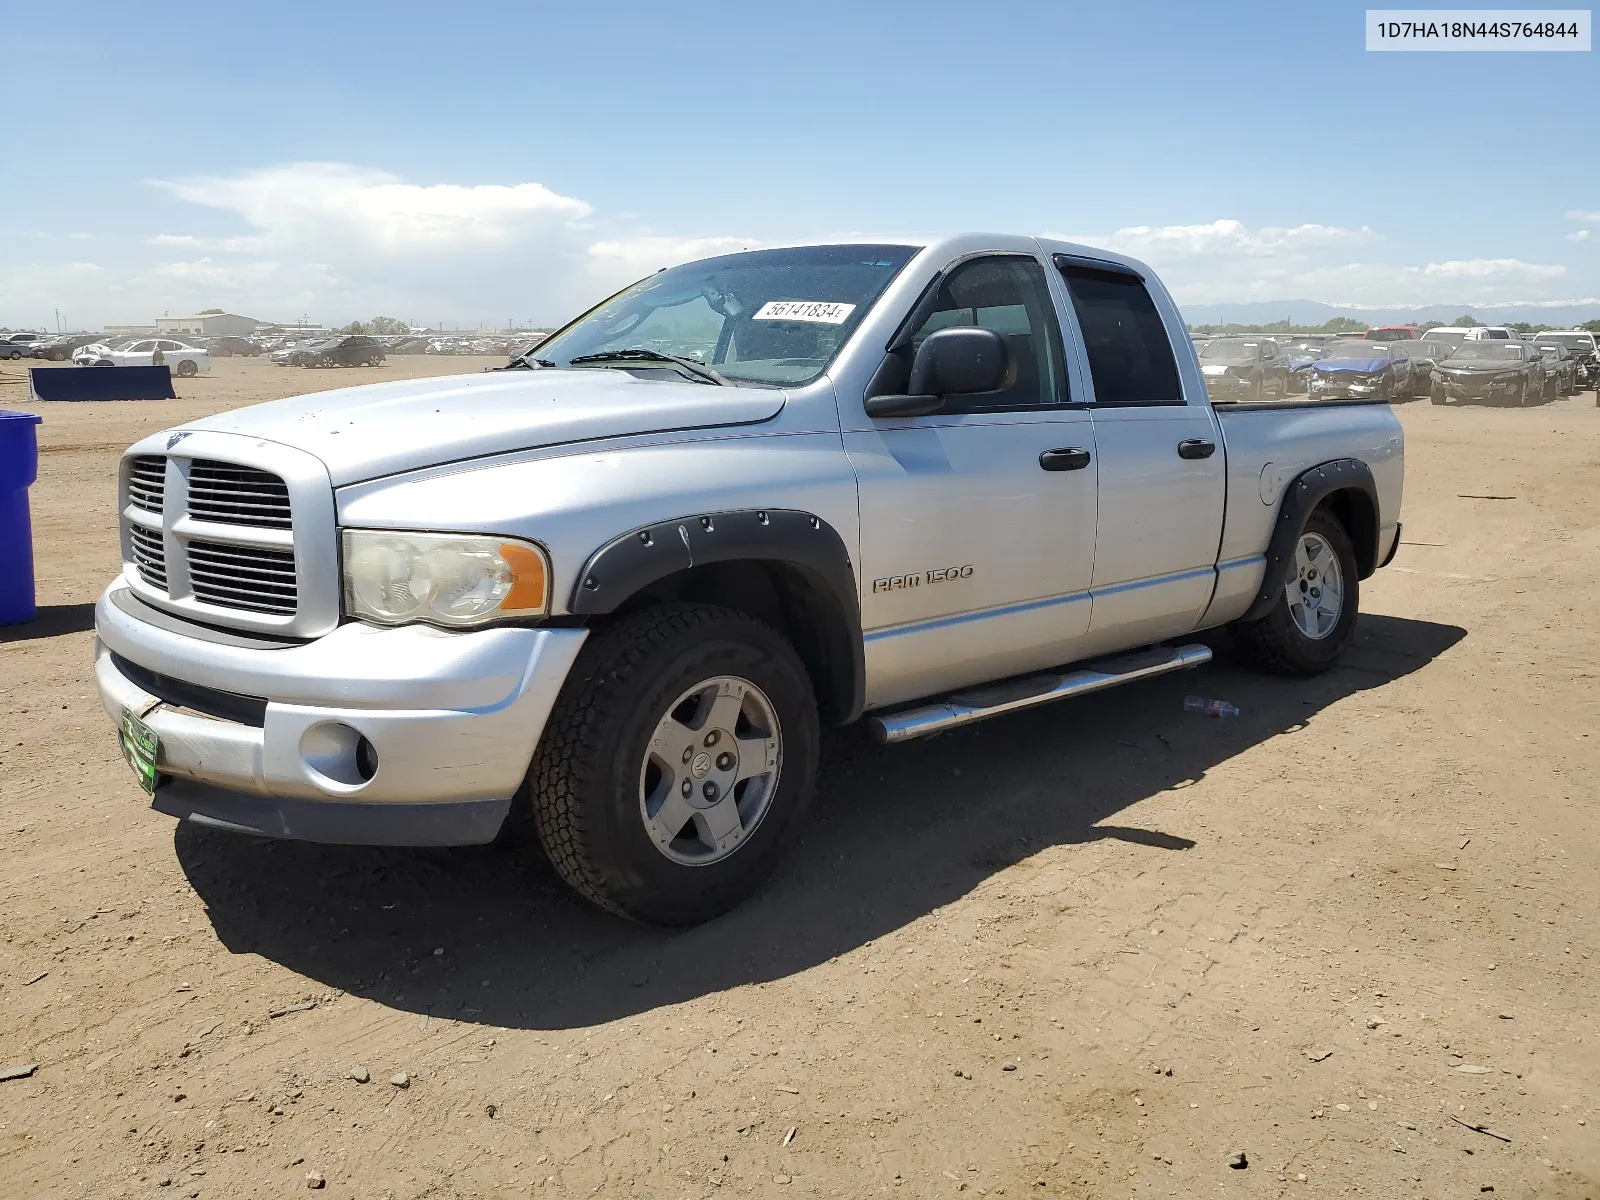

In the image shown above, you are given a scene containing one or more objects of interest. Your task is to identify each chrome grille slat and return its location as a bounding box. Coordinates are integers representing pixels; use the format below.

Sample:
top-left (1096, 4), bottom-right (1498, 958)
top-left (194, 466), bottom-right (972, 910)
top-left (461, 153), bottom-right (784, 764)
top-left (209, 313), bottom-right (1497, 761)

top-left (127, 455), bottom-right (166, 515)
top-left (128, 523), bottom-right (167, 589)
top-left (187, 537), bottom-right (297, 614)
top-left (186, 460), bottom-right (292, 528)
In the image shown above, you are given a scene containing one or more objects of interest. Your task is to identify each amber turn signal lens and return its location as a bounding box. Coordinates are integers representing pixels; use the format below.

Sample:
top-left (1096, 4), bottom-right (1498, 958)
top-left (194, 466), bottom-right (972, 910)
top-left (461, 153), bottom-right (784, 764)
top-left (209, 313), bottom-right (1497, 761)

top-left (499, 542), bottom-right (549, 613)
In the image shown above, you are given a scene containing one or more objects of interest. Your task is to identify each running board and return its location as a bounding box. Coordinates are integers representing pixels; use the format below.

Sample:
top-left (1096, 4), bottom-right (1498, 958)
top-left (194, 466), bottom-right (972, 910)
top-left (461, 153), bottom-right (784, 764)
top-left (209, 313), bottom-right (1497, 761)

top-left (867, 644), bottom-right (1213, 745)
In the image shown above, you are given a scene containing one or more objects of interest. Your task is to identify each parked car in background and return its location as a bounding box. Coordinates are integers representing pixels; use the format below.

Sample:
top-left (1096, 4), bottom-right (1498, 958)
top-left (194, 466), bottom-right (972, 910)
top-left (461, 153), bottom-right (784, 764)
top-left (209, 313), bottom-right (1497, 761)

top-left (1430, 340), bottom-right (1546, 406)
top-left (74, 338), bottom-right (211, 377)
top-left (1399, 340), bottom-right (1455, 394)
top-left (1423, 325), bottom-right (1513, 345)
top-left (292, 335), bottom-right (386, 368)
top-left (270, 339), bottom-right (317, 366)
top-left (1364, 325), bottom-right (1418, 341)
top-left (1197, 336), bottom-right (1289, 401)
top-left (1283, 343), bottom-right (1327, 393)
top-left (1308, 340), bottom-right (1409, 401)
top-left (0, 335), bottom-right (37, 359)
top-left (34, 333), bottom-right (104, 361)
top-left (204, 336), bottom-right (263, 358)
top-left (1530, 330), bottom-right (1598, 390)
top-left (1532, 341), bottom-right (1578, 398)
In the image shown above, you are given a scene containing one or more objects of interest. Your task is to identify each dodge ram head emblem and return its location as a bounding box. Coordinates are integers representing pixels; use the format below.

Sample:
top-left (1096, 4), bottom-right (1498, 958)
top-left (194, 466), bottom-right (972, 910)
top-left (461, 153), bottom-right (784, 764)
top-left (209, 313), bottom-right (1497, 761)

top-left (165, 432), bottom-right (191, 449)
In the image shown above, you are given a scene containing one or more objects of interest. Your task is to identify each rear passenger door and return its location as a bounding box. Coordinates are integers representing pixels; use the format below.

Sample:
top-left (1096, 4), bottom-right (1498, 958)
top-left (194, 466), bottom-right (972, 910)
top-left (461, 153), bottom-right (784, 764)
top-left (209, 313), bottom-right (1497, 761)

top-left (1053, 256), bottom-right (1227, 656)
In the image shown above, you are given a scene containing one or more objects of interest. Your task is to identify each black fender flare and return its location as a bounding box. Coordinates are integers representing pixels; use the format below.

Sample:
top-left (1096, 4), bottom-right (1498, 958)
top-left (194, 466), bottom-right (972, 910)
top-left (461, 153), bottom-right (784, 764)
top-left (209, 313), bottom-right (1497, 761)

top-left (1240, 459), bottom-right (1380, 622)
top-left (570, 508), bottom-right (865, 723)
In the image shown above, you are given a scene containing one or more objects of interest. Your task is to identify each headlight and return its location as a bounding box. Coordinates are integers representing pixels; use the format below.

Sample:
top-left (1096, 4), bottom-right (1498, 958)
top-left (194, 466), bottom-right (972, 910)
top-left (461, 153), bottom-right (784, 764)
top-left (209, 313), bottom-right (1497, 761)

top-left (341, 530), bottom-right (550, 628)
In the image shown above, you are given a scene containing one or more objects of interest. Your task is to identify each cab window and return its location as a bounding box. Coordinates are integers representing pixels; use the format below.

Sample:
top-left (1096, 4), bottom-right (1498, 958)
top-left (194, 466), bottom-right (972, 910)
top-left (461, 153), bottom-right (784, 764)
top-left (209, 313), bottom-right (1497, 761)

top-left (908, 255), bottom-right (1066, 411)
top-left (1055, 260), bottom-right (1183, 405)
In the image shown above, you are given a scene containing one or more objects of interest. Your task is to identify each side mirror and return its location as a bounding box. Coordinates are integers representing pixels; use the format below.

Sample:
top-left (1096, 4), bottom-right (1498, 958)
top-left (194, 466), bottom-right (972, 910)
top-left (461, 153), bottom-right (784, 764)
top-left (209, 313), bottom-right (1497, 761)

top-left (863, 327), bottom-right (1013, 418)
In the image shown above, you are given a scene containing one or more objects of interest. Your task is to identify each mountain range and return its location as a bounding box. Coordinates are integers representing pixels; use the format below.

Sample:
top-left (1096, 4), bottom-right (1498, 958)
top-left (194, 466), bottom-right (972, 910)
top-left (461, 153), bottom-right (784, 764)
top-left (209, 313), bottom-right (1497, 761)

top-left (1178, 299), bottom-right (1600, 328)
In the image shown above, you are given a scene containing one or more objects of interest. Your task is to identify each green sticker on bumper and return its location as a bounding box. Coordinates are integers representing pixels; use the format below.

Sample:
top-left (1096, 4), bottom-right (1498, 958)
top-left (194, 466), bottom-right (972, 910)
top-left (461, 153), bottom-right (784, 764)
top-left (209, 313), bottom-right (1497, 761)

top-left (119, 708), bottom-right (160, 796)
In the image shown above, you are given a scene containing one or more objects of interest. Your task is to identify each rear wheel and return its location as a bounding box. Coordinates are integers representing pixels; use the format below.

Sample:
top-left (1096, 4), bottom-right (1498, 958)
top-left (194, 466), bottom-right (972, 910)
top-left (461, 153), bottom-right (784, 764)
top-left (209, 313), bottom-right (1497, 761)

top-left (175, 359), bottom-right (199, 378)
top-left (527, 603), bottom-right (819, 925)
top-left (1229, 508), bottom-right (1359, 676)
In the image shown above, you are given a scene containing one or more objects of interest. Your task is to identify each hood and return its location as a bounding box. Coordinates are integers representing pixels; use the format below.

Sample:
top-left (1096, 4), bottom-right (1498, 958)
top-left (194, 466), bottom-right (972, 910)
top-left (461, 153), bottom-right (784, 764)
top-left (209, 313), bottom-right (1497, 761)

top-left (1314, 357), bottom-right (1389, 373)
top-left (1438, 360), bottom-right (1521, 373)
top-left (180, 366), bottom-right (787, 486)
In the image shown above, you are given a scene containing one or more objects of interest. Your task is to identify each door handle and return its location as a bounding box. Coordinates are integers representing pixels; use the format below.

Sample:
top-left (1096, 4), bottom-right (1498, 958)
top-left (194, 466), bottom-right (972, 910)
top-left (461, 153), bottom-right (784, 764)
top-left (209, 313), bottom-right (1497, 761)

top-left (1039, 447), bottom-right (1092, 472)
top-left (1177, 439), bottom-right (1216, 460)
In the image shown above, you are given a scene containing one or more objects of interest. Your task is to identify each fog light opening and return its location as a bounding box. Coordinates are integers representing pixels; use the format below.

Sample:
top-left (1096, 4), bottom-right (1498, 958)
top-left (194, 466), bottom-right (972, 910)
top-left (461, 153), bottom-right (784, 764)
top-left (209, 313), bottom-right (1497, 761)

top-left (355, 735), bottom-right (379, 782)
top-left (299, 721), bottom-right (377, 790)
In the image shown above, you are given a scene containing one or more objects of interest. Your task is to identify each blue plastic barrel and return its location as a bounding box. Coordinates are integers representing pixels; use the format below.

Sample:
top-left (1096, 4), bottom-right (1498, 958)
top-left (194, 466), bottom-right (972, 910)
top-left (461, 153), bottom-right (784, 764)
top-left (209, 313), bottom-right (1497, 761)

top-left (0, 410), bottom-right (43, 626)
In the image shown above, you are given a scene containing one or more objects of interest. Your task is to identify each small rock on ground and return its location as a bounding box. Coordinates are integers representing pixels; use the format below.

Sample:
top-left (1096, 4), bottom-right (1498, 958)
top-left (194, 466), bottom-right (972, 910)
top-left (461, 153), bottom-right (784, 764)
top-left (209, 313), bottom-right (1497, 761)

top-left (348, 1066), bottom-right (369, 1083)
top-left (390, 1072), bottom-right (410, 1088)
top-left (305, 1170), bottom-right (326, 1189)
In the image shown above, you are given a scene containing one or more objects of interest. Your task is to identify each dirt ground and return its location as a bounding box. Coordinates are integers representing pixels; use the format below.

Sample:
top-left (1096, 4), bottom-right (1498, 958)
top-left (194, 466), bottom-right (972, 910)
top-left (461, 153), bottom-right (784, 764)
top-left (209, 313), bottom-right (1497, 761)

top-left (0, 356), bottom-right (1595, 1200)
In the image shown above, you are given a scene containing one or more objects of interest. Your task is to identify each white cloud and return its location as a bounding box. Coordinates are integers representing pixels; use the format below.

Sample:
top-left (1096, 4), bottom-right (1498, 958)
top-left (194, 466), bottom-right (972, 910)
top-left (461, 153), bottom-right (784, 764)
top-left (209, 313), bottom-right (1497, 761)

top-left (1565, 209), bottom-right (1600, 222)
top-left (1050, 219), bottom-right (1373, 261)
top-left (1051, 218), bottom-right (1575, 307)
top-left (150, 162), bottom-right (593, 253)
top-left (67, 232), bottom-right (95, 241)
top-left (587, 235), bottom-right (762, 275)
top-left (1568, 229), bottom-right (1591, 242)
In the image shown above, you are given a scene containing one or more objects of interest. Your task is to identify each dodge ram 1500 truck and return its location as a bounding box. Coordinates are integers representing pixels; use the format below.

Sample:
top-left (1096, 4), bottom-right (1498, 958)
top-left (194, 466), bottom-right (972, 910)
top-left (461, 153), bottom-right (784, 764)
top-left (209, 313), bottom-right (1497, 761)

top-left (95, 235), bottom-right (1404, 924)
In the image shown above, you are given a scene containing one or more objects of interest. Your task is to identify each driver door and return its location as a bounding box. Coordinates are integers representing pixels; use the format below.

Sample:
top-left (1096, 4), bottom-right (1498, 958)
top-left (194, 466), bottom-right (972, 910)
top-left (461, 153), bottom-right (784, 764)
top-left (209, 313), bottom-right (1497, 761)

top-left (122, 340), bottom-right (156, 366)
top-left (846, 253), bottom-right (1099, 710)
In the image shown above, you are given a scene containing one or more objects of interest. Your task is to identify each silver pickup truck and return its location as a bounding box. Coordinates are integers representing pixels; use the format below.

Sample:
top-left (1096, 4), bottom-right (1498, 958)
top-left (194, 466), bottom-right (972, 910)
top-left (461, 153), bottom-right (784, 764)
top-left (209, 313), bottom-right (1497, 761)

top-left (95, 234), bottom-right (1404, 924)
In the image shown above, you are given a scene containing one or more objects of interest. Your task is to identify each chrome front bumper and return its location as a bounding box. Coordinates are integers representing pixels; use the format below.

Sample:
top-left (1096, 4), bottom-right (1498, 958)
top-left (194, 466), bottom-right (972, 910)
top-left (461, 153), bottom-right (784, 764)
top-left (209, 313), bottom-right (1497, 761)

top-left (94, 583), bottom-right (587, 845)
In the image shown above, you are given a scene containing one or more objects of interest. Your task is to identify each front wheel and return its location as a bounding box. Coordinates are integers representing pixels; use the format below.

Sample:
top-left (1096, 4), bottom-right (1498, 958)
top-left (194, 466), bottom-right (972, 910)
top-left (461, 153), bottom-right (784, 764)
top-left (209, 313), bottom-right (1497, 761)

top-left (527, 603), bottom-right (819, 925)
top-left (1229, 508), bottom-right (1359, 676)
top-left (175, 359), bottom-right (199, 378)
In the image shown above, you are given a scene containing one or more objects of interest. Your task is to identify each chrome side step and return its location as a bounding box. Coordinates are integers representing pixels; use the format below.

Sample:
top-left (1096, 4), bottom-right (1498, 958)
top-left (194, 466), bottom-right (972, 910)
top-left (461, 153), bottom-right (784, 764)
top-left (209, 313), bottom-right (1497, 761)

top-left (867, 643), bottom-right (1213, 744)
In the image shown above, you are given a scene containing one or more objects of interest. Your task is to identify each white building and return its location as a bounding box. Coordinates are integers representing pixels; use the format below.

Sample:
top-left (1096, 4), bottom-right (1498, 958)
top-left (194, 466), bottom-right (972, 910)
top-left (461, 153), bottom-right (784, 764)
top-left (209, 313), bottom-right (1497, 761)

top-left (154, 313), bottom-right (260, 337)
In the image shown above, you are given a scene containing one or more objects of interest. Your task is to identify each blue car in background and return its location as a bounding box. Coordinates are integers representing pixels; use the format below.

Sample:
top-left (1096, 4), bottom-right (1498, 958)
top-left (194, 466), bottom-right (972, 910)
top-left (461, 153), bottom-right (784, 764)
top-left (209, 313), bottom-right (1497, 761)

top-left (1308, 339), bottom-right (1411, 401)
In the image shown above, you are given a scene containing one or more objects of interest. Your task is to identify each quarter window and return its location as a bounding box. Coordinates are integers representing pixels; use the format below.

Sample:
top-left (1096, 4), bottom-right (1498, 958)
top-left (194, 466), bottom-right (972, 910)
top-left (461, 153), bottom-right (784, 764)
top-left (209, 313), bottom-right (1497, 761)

top-left (909, 256), bottom-right (1066, 411)
top-left (1056, 261), bottom-right (1183, 405)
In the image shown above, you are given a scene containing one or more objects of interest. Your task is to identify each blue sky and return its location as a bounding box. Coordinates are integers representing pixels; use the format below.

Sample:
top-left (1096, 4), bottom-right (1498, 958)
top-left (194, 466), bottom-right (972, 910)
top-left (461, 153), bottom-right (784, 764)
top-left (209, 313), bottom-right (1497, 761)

top-left (3, 0), bottom-right (1596, 328)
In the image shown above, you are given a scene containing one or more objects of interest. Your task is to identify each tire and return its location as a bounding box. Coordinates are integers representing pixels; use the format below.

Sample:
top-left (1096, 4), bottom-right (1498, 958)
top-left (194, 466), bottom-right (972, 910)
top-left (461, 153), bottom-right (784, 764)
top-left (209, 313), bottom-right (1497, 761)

top-left (528, 602), bottom-right (819, 925)
top-left (1229, 508), bottom-right (1360, 676)
top-left (175, 359), bottom-right (199, 378)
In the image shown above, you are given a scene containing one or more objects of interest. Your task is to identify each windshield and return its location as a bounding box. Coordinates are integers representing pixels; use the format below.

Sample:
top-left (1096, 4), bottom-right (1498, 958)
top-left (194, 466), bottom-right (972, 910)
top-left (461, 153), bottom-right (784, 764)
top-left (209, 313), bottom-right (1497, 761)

top-left (1325, 341), bottom-right (1389, 359)
top-left (532, 244), bottom-right (918, 387)
top-left (1449, 344), bottom-right (1523, 362)
top-left (1198, 340), bottom-right (1258, 364)
top-left (1535, 332), bottom-right (1594, 351)
top-left (1424, 330), bottom-right (1468, 345)
top-left (1364, 328), bottom-right (1415, 341)
top-left (1533, 345), bottom-right (1565, 358)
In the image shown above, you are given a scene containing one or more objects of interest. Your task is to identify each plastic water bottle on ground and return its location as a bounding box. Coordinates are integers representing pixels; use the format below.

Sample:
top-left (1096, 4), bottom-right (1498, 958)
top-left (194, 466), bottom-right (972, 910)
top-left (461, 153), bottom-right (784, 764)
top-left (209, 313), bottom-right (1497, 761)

top-left (1184, 695), bottom-right (1239, 718)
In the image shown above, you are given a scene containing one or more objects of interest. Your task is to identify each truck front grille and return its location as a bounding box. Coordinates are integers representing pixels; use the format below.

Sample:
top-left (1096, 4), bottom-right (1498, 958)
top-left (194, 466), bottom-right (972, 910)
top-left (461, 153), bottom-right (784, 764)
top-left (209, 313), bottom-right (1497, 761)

top-left (187, 460), bottom-right (292, 529)
top-left (128, 523), bottom-right (167, 589)
top-left (187, 540), bottom-right (298, 614)
top-left (127, 456), bottom-right (166, 515)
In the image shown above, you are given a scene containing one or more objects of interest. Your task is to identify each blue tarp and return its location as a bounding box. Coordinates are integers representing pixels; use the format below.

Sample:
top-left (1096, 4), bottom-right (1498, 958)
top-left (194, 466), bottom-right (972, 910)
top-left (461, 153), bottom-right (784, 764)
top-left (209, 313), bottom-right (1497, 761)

top-left (29, 365), bottom-right (176, 402)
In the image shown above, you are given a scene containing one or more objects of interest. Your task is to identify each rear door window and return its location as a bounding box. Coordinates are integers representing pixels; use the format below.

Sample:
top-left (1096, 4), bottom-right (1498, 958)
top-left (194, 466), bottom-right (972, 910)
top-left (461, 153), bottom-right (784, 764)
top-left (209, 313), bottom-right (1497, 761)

top-left (1054, 259), bottom-right (1183, 405)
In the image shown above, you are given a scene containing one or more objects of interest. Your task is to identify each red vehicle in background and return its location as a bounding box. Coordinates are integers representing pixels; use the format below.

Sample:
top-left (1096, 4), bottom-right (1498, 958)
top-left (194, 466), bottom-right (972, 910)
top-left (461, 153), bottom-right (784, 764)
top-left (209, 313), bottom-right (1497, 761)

top-left (1365, 325), bottom-right (1420, 341)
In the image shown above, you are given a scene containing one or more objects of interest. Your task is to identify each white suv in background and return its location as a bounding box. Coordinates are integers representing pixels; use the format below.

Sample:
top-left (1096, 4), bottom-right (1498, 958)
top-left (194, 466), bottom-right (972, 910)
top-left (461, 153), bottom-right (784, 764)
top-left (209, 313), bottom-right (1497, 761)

top-left (74, 338), bottom-right (211, 377)
top-left (1422, 326), bottom-right (1515, 347)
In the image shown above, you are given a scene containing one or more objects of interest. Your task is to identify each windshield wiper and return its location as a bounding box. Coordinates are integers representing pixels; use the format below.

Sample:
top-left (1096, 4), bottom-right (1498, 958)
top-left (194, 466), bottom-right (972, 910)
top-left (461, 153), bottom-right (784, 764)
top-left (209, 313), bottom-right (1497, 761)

top-left (499, 352), bottom-right (558, 371)
top-left (567, 349), bottom-right (727, 385)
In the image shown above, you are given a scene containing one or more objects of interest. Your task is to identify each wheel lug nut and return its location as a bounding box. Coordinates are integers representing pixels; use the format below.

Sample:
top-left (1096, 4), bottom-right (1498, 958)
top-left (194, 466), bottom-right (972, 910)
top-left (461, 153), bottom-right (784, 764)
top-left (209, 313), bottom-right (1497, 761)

top-left (716, 752), bottom-right (734, 771)
top-left (702, 781), bottom-right (718, 801)
top-left (681, 779), bottom-right (693, 797)
top-left (682, 747), bottom-right (693, 764)
top-left (703, 730), bottom-right (719, 747)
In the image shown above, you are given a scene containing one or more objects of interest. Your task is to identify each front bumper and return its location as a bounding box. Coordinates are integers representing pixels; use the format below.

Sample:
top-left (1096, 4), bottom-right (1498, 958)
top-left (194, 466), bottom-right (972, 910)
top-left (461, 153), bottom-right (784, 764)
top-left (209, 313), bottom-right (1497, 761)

top-left (1434, 374), bottom-right (1517, 402)
top-left (94, 582), bottom-right (588, 845)
top-left (1310, 376), bottom-right (1383, 399)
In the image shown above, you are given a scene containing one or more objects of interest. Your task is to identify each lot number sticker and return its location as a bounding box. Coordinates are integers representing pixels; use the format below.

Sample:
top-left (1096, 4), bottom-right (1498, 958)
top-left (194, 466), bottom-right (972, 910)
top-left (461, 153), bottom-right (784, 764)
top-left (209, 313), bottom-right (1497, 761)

top-left (753, 301), bottom-right (856, 324)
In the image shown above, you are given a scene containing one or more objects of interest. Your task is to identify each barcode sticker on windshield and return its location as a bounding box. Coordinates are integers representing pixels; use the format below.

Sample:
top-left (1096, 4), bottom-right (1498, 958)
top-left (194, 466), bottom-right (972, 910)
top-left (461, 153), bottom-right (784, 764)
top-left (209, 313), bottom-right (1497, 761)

top-left (753, 301), bottom-right (856, 324)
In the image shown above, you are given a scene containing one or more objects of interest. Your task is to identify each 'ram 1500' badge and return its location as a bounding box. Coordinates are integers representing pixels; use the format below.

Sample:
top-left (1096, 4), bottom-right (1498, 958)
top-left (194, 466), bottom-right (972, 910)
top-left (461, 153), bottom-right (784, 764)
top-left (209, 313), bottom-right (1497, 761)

top-left (873, 565), bottom-right (974, 593)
